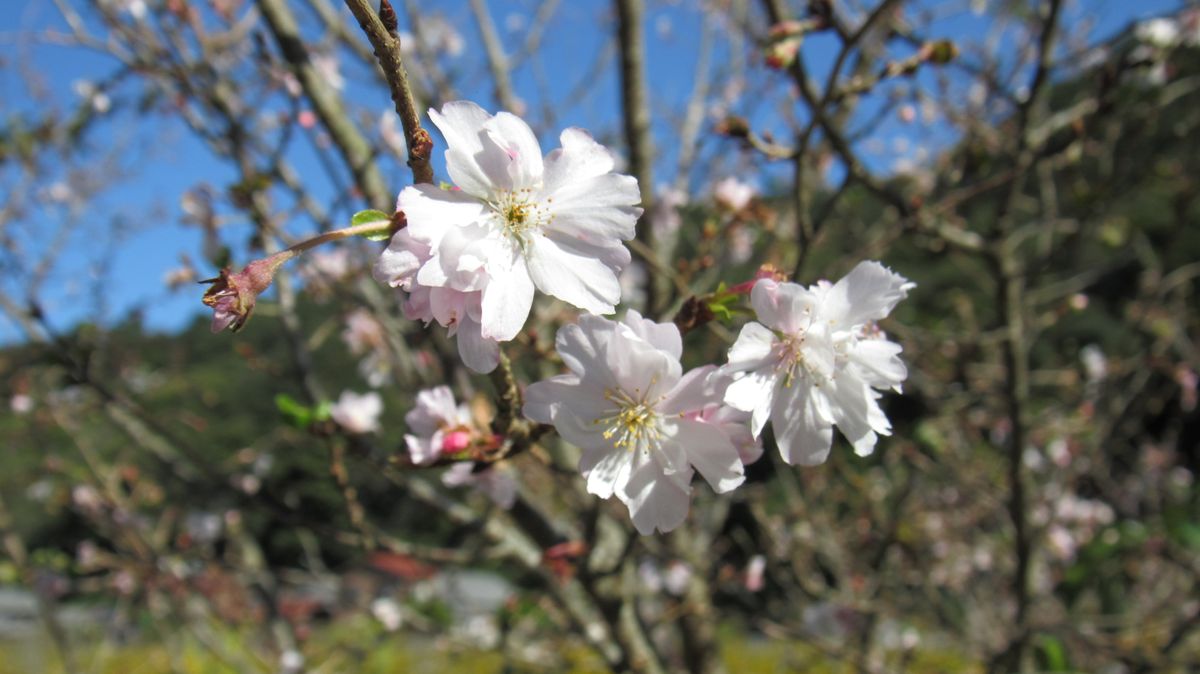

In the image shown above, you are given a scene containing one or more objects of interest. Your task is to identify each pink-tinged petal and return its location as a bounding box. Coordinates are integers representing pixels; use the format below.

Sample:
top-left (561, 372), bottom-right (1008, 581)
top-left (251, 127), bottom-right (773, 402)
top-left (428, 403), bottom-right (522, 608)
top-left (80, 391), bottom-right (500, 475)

top-left (374, 229), bottom-right (430, 289)
top-left (405, 432), bottom-right (444, 464)
top-left (399, 184), bottom-right (487, 246)
top-left (621, 310), bottom-right (683, 361)
top-left (583, 448), bottom-right (633, 499)
top-left (726, 322), bottom-right (778, 372)
top-left (479, 252), bottom-right (534, 341)
top-left (622, 460), bottom-right (692, 535)
top-left (669, 418), bottom-right (745, 493)
top-left (659, 365), bottom-right (718, 415)
top-left (770, 382), bottom-right (834, 466)
top-left (456, 316), bottom-right (501, 373)
top-left (405, 385), bottom-right (458, 434)
top-left (541, 127), bottom-right (617, 196)
top-left (850, 339), bottom-right (908, 392)
top-left (402, 285), bottom-right (434, 322)
top-left (526, 234), bottom-right (622, 315)
top-left (428, 286), bottom-right (471, 328)
top-left (485, 111), bottom-right (544, 189)
top-left (822, 261), bottom-right (914, 327)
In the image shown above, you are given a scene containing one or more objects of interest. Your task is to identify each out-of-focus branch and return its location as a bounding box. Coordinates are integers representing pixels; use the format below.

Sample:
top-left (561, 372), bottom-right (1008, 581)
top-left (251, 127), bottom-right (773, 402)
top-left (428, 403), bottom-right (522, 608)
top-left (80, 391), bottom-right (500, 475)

top-left (468, 0), bottom-right (520, 113)
top-left (257, 0), bottom-right (391, 208)
top-left (342, 0), bottom-right (434, 185)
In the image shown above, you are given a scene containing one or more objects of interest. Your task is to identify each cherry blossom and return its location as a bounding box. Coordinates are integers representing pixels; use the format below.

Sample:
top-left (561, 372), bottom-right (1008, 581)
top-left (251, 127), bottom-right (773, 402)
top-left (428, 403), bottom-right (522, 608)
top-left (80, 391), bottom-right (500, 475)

top-left (722, 261), bottom-right (914, 465)
top-left (524, 312), bottom-right (746, 535)
top-left (329, 390), bottom-right (383, 434)
top-left (392, 101), bottom-right (642, 345)
top-left (404, 386), bottom-right (475, 465)
top-left (713, 176), bottom-right (757, 212)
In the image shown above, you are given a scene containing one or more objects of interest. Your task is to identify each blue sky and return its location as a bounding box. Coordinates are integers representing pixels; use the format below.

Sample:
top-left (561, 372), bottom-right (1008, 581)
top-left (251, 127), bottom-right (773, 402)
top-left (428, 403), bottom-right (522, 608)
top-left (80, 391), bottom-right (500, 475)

top-left (0, 0), bottom-right (1187, 342)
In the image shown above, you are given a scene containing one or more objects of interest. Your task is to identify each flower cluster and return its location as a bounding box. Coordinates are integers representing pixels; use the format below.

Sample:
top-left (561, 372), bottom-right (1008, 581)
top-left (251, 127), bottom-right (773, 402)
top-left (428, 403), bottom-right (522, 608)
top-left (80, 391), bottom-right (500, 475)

top-left (524, 263), bottom-right (913, 533)
top-left (375, 101), bottom-right (642, 373)
top-left (211, 99), bottom-right (916, 536)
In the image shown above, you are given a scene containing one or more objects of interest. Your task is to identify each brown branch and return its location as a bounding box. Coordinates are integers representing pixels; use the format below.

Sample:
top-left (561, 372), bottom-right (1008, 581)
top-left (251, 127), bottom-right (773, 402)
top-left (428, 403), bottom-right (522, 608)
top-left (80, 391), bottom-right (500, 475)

top-left (342, 0), bottom-right (435, 185)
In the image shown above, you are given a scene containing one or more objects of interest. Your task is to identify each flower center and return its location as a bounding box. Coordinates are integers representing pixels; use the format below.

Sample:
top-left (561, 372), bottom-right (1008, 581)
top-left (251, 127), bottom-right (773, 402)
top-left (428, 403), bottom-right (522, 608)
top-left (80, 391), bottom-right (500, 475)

top-left (492, 188), bottom-right (550, 244)
top-left (595, 387), bottom-right (662, 452)
top-left (777, 334), bottom-right (818, 388)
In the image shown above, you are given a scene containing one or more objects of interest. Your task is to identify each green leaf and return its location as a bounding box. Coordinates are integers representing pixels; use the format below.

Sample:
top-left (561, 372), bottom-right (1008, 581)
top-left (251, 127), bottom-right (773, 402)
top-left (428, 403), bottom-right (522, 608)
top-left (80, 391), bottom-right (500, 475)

top-left (351, 209), bottom-right (392, 241)
top-left (275, 393), bottom-right (314, 429)
top-left (1035, 635), bottom-right (1070, 672)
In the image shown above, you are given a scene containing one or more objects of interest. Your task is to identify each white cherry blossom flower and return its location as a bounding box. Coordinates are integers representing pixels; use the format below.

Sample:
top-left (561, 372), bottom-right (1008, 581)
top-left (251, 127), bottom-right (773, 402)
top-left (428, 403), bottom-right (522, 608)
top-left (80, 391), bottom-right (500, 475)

top-left (404, 386), bottom-right (475, 465)
top-left (375, 227), bottom-right (499, 373)
top-left (713, 176), bottom-right (757, 212)
top-left (723, 261), bottom-right (914, 465)
top-left (330, 390), bottom-right (383, 434)
top-left (524, 312), bottom-right (745, 535)
top-left (395, 101), bottom-right (642, 343)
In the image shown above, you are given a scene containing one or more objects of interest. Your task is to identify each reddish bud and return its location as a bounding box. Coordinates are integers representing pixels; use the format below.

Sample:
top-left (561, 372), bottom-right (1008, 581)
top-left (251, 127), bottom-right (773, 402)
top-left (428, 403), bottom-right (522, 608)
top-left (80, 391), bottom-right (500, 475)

top-left (201, 252), bottom-right (292, 333)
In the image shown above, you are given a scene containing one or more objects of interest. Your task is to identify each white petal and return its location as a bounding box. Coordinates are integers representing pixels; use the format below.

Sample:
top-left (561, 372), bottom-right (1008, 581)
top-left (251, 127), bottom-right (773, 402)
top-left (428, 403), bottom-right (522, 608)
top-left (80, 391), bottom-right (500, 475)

top-left (606, 326), bottom-right (681, 401)
top-left (622, 460), bottom-right (692, 535)
top-left (554, 316), bottom-right (615, 381)
top-left (826, 370), bottom-right (890, 453)
top-left (374, 229), bottom-right (429, 288)
top-left (823, 261), bottom-right (914, 327)
top-left (522, 374), bottom-right (576, 424)
top-left (620, 310), bottom-right (683, 360)
top-left (659, 365), bottom-right (718, 415)
top-left (479, 252), bottom-right (534, 341)
top-left (724, 366), bottom-right (777, 433)
top-left (400, 184), bottom-right (487, 247)
top-left (726, 322), bottom-right (778, 372)
top-left (850, 338), bottom-right (908, 392)
top-left (669, 418), bottom-right (745, 493)
top-left (583, 448), bottom-right (633, 499)
top-left (526, 234), bottom-right (622, 315)
top-left (456, 316), bottom-right (501, 373)
top-left (752, 279), bottom-right (818, 334)
top-left (429, 101), bottom-right (511, 198)
top-left (771, 381), bottom-right (834, 466)
top-left (405, 434), bottom-right (441, 465)
top-left (541, 127), bottom-right (618, 196)
top-left (485, 111), bottom-right (544, 189)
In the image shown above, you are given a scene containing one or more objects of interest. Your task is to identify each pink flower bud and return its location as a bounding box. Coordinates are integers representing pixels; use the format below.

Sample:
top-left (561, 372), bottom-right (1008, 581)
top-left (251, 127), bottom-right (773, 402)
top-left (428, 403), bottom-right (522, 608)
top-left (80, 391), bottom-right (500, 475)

top-left (441, 430), bottom-right (473, 452)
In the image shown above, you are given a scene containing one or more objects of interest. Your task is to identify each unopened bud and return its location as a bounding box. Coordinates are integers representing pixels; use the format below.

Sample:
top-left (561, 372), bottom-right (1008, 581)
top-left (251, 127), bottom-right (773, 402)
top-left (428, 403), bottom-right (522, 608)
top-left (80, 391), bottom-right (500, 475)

top-left (201, 251), bottom-right (293, 333)
top-left (921, 40), bottom-right (958, 65)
